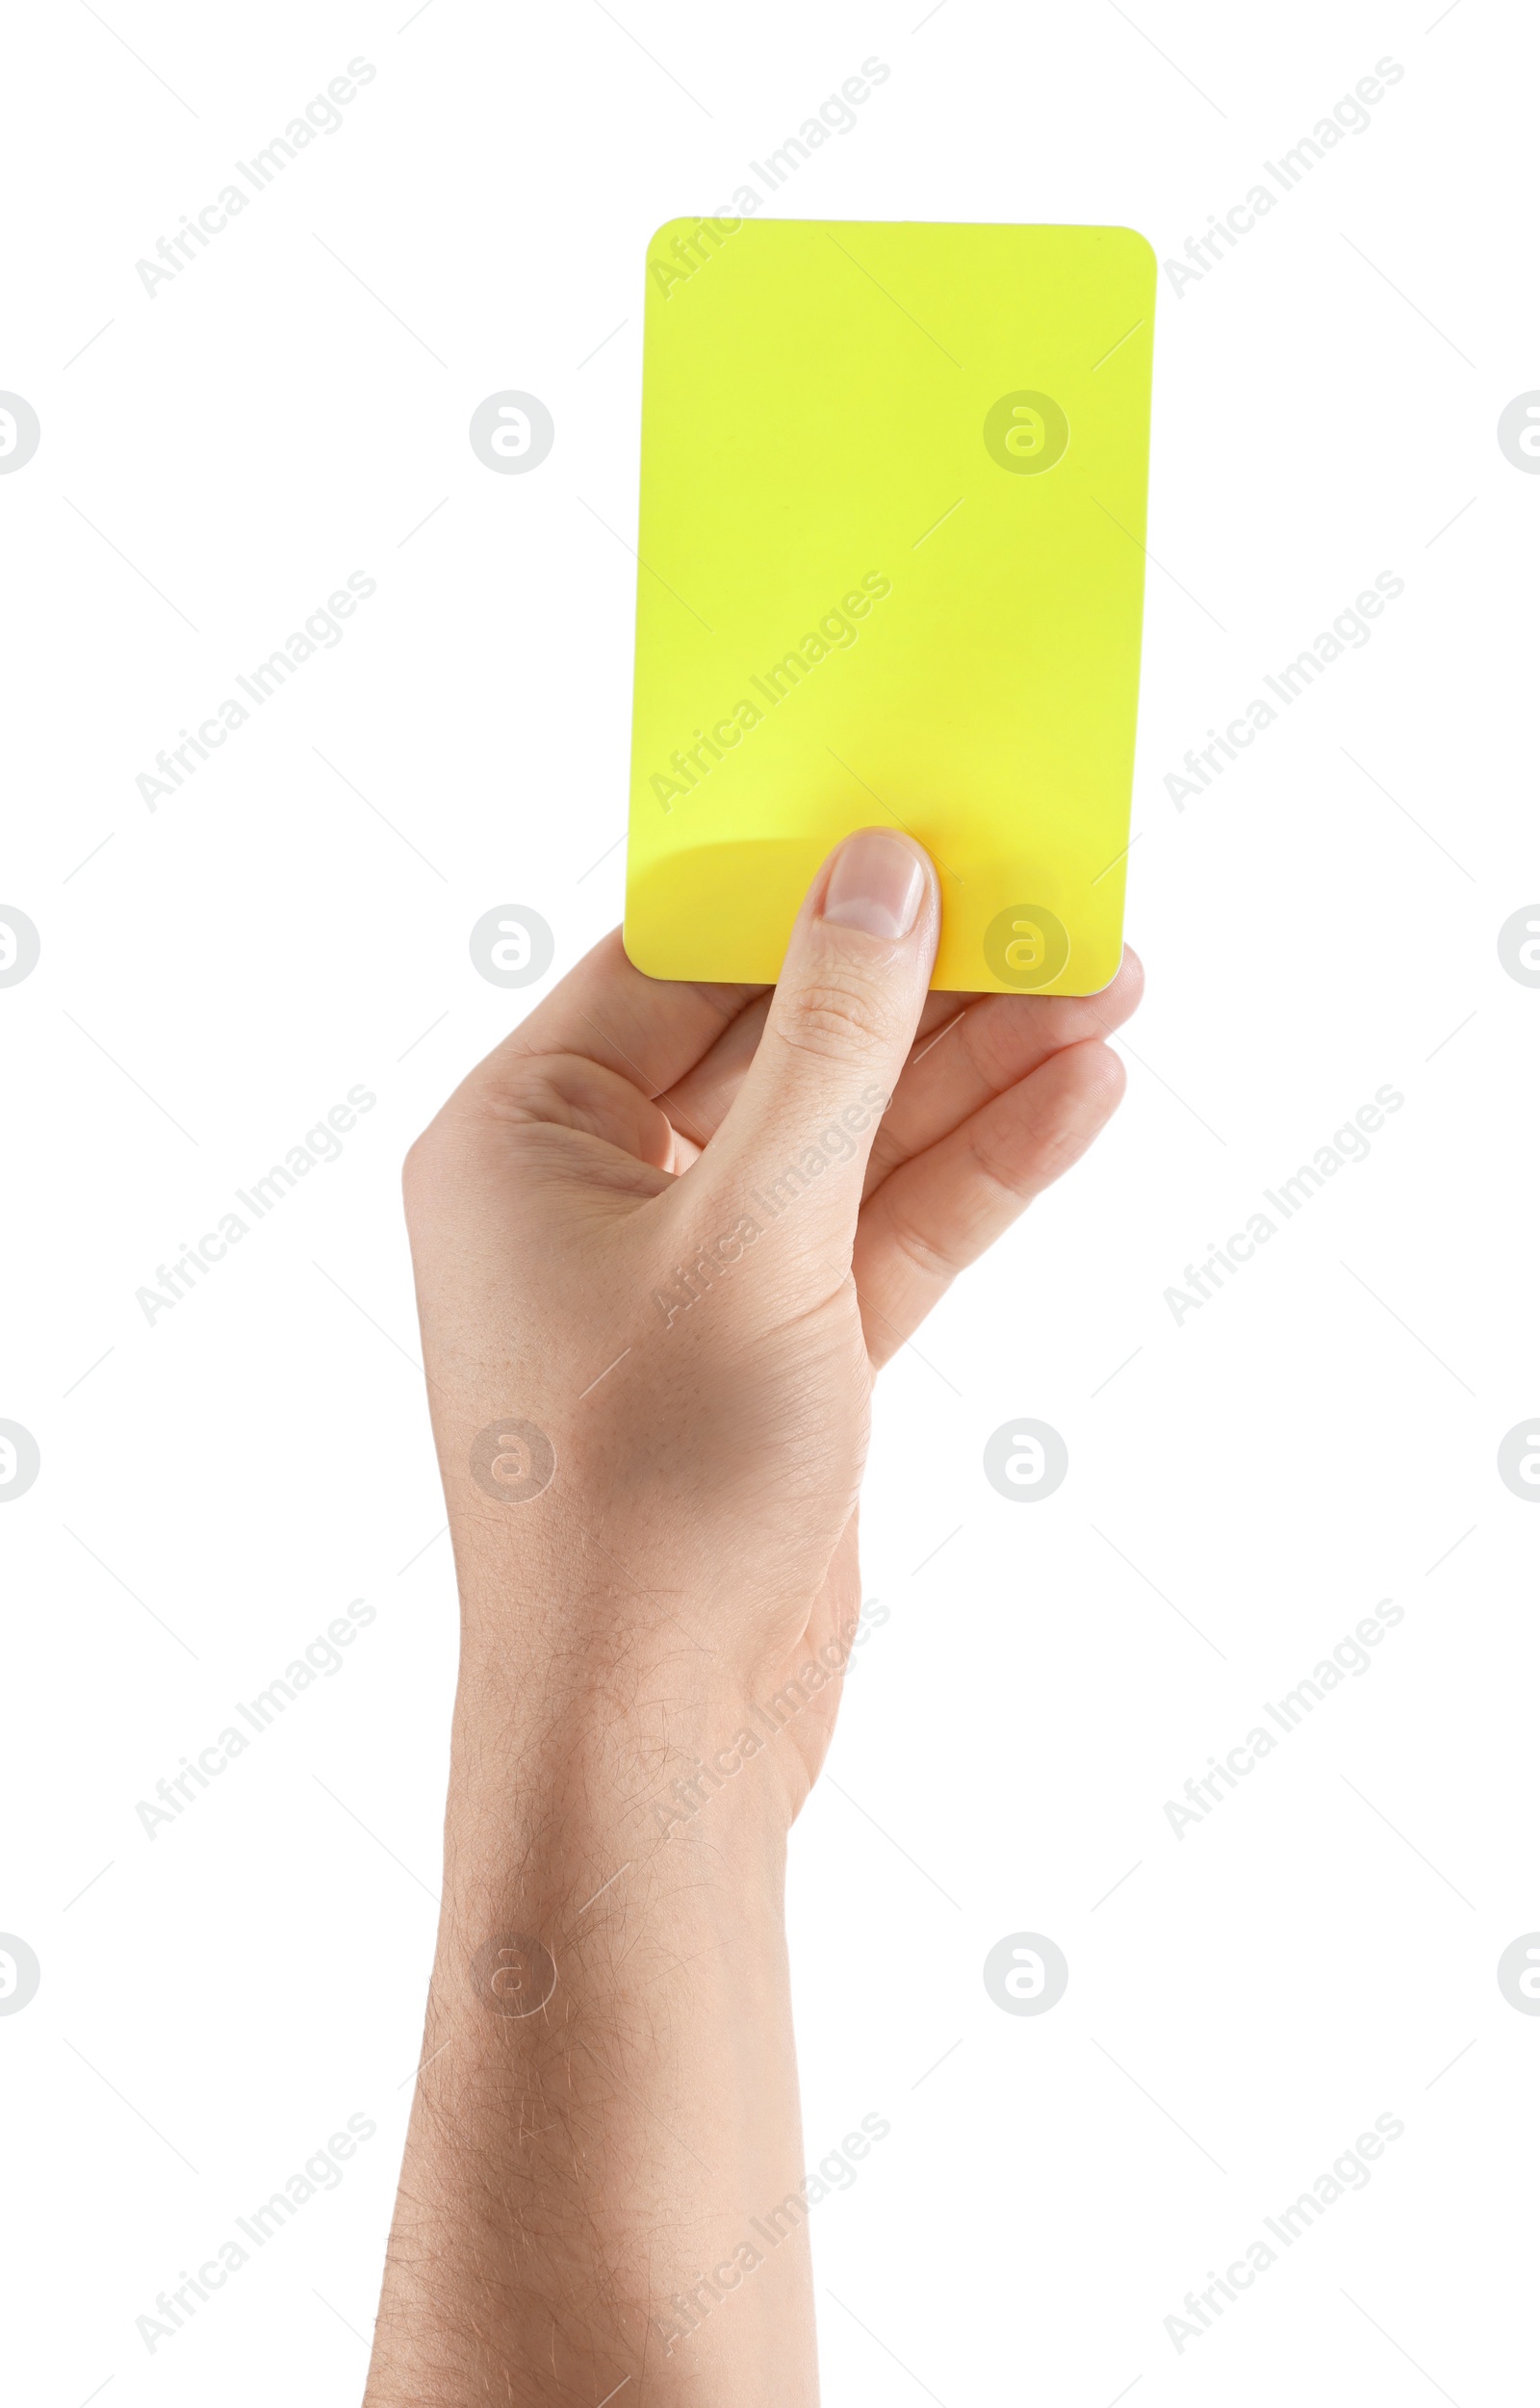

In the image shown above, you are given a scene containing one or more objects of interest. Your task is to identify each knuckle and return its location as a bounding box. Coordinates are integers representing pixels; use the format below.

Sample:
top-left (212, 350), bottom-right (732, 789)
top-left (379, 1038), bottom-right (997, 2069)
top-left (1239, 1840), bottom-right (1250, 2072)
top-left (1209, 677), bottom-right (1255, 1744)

top-left (884, 1195), bottom-right (969, 1284)
top-left (964, 1114), bottom-right (1034, 1198)
top-left (401, 1126), bottom-right (435, 1188)
top-left (400, 1125), bottom-right (448, 1217)
top-left (777, 967), bottom-right (891, 1062)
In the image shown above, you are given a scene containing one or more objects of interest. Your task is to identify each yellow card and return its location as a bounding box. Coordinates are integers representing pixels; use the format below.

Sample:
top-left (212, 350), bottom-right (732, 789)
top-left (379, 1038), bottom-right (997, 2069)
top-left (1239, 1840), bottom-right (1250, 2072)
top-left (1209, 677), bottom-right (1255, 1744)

top-left (624, 218), bottom-right (1155, 994)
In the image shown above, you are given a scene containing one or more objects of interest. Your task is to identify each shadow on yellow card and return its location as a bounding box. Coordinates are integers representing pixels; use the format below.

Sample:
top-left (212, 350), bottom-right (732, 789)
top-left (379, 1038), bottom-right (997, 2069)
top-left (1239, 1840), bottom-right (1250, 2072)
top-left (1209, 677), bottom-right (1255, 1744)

top-left (624, 218), bottom-right (1155, 994)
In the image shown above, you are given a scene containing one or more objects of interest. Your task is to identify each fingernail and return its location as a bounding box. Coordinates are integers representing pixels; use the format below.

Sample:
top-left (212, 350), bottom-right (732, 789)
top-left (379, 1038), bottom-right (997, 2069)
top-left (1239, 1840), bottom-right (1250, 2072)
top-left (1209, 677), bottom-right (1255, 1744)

top-left (821, 830), bottom-right (927, 939)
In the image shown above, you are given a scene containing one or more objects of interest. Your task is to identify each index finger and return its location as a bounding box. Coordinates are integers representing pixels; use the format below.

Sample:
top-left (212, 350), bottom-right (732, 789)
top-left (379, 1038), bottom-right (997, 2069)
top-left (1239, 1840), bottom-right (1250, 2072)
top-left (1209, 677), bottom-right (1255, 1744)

top-left (475, 928), bottom-right (768, 1128)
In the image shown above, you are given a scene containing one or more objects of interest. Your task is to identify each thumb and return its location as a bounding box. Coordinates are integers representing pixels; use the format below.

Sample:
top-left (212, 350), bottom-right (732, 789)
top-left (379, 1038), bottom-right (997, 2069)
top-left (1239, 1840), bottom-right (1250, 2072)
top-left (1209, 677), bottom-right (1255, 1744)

top-left (703, 828), bottom-right (939, 1242)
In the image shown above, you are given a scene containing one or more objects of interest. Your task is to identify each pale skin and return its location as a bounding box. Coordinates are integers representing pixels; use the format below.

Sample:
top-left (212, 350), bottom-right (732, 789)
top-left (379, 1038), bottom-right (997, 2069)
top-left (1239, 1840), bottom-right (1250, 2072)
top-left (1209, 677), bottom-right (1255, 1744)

top-left (365, 828), bottom-right (1142, 2404)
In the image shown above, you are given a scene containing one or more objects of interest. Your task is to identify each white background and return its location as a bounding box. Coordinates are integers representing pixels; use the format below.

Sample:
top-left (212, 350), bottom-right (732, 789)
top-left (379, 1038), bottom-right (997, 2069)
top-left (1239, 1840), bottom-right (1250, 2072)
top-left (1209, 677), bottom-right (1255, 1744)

top-left (3, 1), bottom-right (1537, 2400)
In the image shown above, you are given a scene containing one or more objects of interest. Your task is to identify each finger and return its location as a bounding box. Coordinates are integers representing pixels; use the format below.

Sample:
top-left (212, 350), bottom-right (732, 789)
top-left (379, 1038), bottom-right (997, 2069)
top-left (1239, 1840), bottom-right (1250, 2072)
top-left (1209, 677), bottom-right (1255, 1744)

top-left (656, 952), bottom-right (1143, 1181)
top-left (851, 1038), bottom-right (1127, 1363)
top-left (408, 1051), bottom-right (682, 1205)
top-left (486, 1053), bottom-right (680, 1167)
top-left (654, 984), bottom-right (981, 1154)
top-left (457, 929), bottom-right (768, 1139)
top-left (701, 830), bottom-right (940, 1252)
top-left (860, 947), bottom-right (1144, 1201)
top-left (653, 991), bottom-right (771, 1145)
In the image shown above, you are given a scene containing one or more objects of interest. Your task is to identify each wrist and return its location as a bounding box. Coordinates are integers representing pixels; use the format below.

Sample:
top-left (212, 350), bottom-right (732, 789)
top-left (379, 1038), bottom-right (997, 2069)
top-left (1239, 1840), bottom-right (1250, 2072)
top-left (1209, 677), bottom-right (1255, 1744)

top-left (445, 1529), bottom-right (821, 1846)
top-left (442, 1686), bottom-right (793, 1901)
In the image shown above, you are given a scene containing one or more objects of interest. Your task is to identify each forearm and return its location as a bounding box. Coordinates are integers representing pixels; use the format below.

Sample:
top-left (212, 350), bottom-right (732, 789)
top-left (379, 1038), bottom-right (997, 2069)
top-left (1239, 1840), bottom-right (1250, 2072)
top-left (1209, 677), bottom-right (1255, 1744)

top-left (364, 1594), bottom-right (818, 2405)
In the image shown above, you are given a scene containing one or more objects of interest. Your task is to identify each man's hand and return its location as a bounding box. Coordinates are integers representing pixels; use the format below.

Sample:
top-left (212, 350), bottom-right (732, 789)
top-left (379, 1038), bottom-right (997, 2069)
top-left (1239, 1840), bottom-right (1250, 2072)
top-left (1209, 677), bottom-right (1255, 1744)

top-left (366, 830), bottom-right (1141, 2404)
